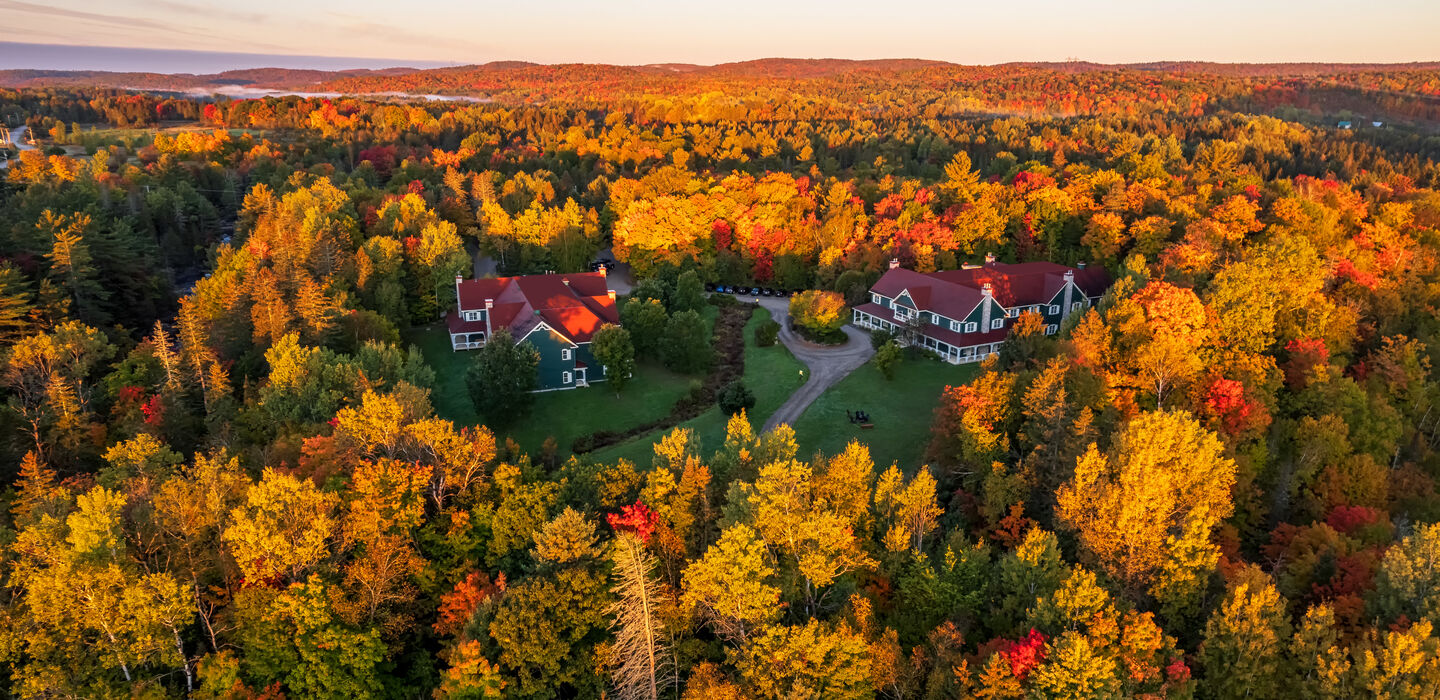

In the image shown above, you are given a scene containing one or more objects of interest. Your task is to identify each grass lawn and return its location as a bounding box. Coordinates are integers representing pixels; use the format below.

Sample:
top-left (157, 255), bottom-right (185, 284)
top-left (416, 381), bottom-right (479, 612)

top-left (586, 307), bottom-right (806, 466)
top-left (792, 357), bottom-right (979, 472)
top-left (404, 304), bottom-right (723, 458)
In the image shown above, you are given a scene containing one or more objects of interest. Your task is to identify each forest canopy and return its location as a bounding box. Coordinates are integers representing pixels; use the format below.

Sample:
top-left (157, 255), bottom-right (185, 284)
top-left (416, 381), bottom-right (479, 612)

top-left (1, 61), bottom-right (1440, 697)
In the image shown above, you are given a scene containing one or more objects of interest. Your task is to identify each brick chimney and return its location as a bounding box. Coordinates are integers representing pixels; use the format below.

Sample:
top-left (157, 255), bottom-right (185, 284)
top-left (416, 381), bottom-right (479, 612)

top-left (984, 252), bottom-right (997, 265)
top-left (1062, 271), bottom-right (1075, 318)
top-left (607, 289), bottom-right (617, 301)
top-left (1077, 261), bottom-right (1087, 270)
top-left (598, 264), bottom-right (607, 277)
top-left (980, 282), bottom-right (994, 331)
top-left (454, 275), bottom-right (464, 311)
top-left (562, 277), bottom-right (571, 287)
top-left (889, 258), bottom-right (901, 270)
top-left (484, 298), bottom-right (493, 338)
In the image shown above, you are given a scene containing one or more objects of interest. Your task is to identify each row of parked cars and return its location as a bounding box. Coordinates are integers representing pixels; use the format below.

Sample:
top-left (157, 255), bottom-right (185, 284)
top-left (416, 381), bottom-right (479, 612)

top-left (706, 283), bottom-right (798, 297)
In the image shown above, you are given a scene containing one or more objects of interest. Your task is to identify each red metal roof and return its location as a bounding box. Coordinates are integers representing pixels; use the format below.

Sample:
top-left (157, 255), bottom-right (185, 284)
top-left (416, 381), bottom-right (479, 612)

top-left (450, 271), bottom-right (618, 343)
top-left (874, 261), bottom-right (1108, 315)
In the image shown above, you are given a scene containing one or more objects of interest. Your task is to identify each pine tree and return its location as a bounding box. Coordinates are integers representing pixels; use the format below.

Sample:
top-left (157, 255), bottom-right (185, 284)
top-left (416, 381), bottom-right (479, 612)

top-left (41, 211), bottom-right (110, 325)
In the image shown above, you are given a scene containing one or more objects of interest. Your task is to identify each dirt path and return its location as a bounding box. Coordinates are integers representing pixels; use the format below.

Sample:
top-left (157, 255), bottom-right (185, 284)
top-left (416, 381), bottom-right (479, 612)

top-left (747, 296), bottom-right (875, 432)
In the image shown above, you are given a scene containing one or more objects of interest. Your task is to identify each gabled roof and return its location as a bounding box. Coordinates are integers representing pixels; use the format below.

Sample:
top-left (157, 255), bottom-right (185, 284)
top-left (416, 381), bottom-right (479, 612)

top-left (871, 267), bottom-right (984, 321)
top-left (451, 271), bottom-right (618, 344)
top-left (873, 261), bottom-right (1109, 314)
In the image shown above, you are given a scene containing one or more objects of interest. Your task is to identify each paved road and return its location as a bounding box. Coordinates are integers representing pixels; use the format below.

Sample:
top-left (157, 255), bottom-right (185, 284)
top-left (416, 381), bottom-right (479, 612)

top-left (746, 296), bottom-right (875, 432)
top-left (0, 125), bottom-right (33, 170)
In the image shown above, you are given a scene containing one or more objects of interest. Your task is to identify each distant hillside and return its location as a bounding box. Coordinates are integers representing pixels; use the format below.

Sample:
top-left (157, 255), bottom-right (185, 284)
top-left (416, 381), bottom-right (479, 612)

top-left (3, 56), bottom-right (1437, 98)
top-left (0, 66), bottom-right (422, 90)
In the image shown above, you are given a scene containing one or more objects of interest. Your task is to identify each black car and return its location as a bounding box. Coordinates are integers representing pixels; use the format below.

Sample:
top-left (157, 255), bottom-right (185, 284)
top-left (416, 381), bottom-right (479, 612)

top-left (705, 283), bottom-right (716, 292)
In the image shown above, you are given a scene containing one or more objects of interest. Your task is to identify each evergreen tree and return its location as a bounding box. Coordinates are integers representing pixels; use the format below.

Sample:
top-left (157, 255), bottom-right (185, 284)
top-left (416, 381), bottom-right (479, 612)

top-left (465, 330), bottom-right (539, 426)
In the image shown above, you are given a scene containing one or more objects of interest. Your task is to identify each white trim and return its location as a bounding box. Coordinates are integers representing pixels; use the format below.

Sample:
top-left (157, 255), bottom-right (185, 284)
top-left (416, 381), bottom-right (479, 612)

top-left (1048, 304), bottom-right (1059, 315)
top-left (949, 320), bottom-right (961, 332)
top-left (990, 318), bottom-right (1004, 330)
top-left (562, 371), bottom-right (572, 384)
top-left (1046, 325), bottom-right (1058, 335)
top-left (561, 348), bottom-right (572, 361)
top-left (965, 322), bottom-right (977, 333)
top-left (517, 321), bottom-right (580, 348)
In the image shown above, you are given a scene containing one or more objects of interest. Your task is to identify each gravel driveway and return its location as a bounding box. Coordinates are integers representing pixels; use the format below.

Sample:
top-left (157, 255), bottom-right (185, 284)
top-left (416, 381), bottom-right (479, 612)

top-left (746, 296), bottom-right (875, 432)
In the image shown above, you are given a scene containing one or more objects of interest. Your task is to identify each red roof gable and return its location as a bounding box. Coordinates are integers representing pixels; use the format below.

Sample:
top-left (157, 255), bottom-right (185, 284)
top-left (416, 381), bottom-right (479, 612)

top-left (874, 261), bottom-right (1109, 315)
top-left (451, 272), bottom-right (618, 343)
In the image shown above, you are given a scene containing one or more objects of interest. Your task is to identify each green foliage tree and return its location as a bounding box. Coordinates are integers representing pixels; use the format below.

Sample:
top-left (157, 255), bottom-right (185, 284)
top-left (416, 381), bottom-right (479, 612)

top-left (465, 330), bottom-right (539, 426)
top-left (662, 310), bottom-right (711, 374)
top-left (591, 324), bottom-right (636, 393)
top-left (619, 299), bottom-right (669, 362)
top-left (754, 319), bottom-right (780, 347)
top-left (872, 340), bottom-right (902, 380)
top-left (671, 270), bottom-right (706, 313)
top-left (717, 380), bottom-right (756, 416)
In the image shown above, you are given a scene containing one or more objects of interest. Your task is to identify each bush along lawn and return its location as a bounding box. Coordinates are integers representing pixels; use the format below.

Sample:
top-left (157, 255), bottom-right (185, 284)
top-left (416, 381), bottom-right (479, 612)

top-left (792, 355), bottom-right (979, 472)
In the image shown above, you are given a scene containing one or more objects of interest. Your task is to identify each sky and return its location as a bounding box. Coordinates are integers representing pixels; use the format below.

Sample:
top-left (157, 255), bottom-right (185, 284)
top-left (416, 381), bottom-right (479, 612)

top-left (2, 0), bottom-right (1437, 71)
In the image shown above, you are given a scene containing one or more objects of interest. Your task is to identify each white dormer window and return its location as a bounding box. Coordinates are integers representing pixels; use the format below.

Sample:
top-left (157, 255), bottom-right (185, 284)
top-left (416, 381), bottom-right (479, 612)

top-left (991, 318), bottom-right (1004, 330)
top-left (1005, 308), bottom-right (1019, 318)
top-left (949, 320), bottom-right (961, 332)
top-left (871, 293), bottom-right (881, 304)
top-left (464, 311), bottom-right (480, 322)
top-left (1049, 304), bottom-right (1060, 315)
top-left (562, 371), bottom-right (572, 383)
top-left (561, 348), bottom-right (572, 361)
top-left (965, 322), bottom-right (977, 333)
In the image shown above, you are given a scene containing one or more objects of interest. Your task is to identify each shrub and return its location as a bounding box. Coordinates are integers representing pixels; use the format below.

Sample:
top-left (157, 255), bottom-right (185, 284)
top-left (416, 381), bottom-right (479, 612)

top-left (870, 328), bottom-right (898, 350)
top-left (717, 381), bottom-right (757, 416)
top-left (873, 341), bottom-right (902, 380)
top-left (788, 290), bottom-right (848, 344)
top-left (755, 320), bottom-right (781, 347)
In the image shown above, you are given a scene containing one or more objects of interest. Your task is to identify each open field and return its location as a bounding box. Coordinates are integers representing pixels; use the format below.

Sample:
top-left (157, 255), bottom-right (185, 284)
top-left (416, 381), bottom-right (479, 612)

top-left (791, 356), bottom-right (979, 471)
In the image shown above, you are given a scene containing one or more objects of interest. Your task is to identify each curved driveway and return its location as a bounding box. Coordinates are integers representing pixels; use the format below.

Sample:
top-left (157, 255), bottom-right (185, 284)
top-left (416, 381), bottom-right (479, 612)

top-left (749, 296), bottom-right (874, 432)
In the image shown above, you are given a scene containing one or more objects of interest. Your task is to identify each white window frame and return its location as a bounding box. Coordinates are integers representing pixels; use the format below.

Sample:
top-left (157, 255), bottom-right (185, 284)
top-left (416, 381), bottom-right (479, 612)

top-left (561, 348), bottom-right (572, 361)
top-left (1046, 325), bottom-right (1058, 335)
top-left (464, 311), bottom-right (480, 322)
top-left (965, 322), bottom-right (977, 333)
top-left (1071, 301), bottom-right (1082, 311)
top-left (1049, 304), bottom-right (1060, 315)
top-left (991, 318), bottom-right (1004, 330)
top-left (563, 371), bottom-right (572, 383)
top-left (949, 320), bottom-right (961, 332)
top-left (871, 293), bottom-right (881, 304)
top-left (1005, 307), bottom-right (1019, 318)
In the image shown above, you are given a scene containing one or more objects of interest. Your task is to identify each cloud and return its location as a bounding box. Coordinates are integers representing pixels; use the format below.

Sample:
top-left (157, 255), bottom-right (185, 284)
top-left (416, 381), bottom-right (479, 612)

top-left (0, 0), bottom-right (185, 31)
top-left (324, 13), bottom-right (490, 61)
top-left (141, 0), bottom-right (268, 25)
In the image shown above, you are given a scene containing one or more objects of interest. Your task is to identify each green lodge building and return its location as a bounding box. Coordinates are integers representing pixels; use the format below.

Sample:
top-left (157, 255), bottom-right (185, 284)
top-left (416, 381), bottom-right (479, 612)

top-left (447, 271), bottom-right (620, 391)
top-left (853, 256), bottom-right (1110, 364)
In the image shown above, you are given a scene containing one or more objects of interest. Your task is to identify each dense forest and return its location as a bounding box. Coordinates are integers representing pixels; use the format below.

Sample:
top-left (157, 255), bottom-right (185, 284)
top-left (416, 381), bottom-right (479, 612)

top-left (2, 61), bottom-right (1440, 697)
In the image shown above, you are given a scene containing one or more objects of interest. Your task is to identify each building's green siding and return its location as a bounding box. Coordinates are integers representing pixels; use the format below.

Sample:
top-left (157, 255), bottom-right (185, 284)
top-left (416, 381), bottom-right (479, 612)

top-left (894, 291), bottom-right (916, 309)
top-left (523, 326), bottom-right (579, 390)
